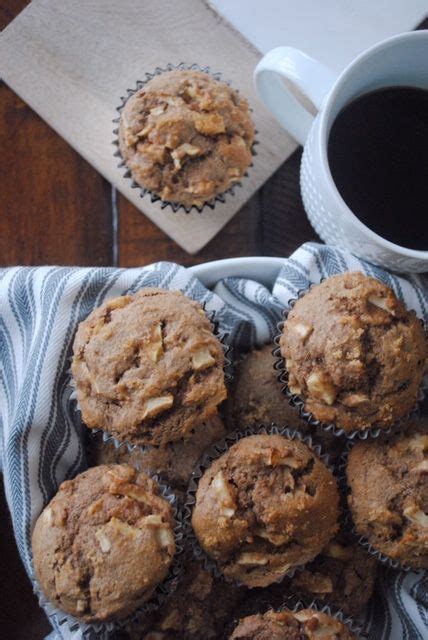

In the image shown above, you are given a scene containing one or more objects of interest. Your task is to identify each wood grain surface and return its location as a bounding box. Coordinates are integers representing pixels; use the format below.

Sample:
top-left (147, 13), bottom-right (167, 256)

top-left (1, 2), bottom-right (426, 638)
top-left (0, 0), bottom-right (298, 253)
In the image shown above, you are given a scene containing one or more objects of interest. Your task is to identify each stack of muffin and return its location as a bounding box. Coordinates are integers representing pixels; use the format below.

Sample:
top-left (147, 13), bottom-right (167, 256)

top-left (31, 272), bottom-right (427, 639)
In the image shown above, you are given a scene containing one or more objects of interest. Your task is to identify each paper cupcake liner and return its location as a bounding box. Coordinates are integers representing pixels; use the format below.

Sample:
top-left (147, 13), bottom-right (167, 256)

top-left (337, 442), bottom-right (419, 573)
top-left (69, 303), bottom-right (232, 455)
top-left (184, 423), bottom-right (336, 588)
top-left (31, 476), bottom-right (185, 639)
top-left (273, 284), bottom-right (427, 441)
top-left (112, 61), bottom-right (258, 213)
top-left (225, 595), bottom-right (365, 639)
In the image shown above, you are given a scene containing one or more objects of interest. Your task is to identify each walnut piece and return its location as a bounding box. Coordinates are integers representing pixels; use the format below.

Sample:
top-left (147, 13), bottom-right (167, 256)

top-left (142, 395), bottom-right (174, 419)
top-left (306, 371), bottom-right (337, 405)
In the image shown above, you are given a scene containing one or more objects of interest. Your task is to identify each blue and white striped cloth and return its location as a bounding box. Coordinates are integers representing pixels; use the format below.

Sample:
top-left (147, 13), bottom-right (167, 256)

top-left (0, 242), bottom-right (426, 639)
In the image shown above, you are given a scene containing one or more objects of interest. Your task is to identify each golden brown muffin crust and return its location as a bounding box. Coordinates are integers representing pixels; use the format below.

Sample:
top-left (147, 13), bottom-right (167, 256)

top-left (346, 420), bottom-right (428, 569)
top-left (32, 464), bottom-right (176, 622)
top-left (280, 272), bottom-right (426, 433)
top-left (72, 288), bottom-right (226, 446)
top-left (230, 608), bottom-right (356, 640)
top-left (191, 434), bottom-right (340, 587)
top-left (119, 69), bottom-right (255, 207)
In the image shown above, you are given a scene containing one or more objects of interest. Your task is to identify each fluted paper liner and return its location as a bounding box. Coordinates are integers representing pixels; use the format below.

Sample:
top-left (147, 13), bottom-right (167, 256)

top-left (31, 474), bottom-right (185, 638)
top-left (184, 423), bottom-right (337, 588)
top-left (112, 62), bottom-right (258, 213)
top-left (274, 283), bottom-right (427, 440)
top-left (69, 304), bottom-right (232, 454)
top-left (338, 442), bottom-right (420, 573)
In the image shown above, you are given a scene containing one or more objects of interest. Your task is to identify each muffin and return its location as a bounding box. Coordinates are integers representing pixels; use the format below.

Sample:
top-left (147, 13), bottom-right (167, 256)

top-left (191, 434), bottom-right (340, 587)
top-left (280, 271), bottom-right (426, 433)
top-left (72, 288), bottom-right (227, 446)
top-left (229, 608), bottom-right (356, 639)
top-left (346, 423), bottom-right (428, 569)
top-left (118, 69), bottom-right (255, 208)
top-left (32, 464), bottom-right (176, 622)
top-left (225, 345), bottom-right (306, 431)
top-left (87, 414), bottom-right (228, 495)
top-left (121, 551), bottom-right (244, 639)
top-left (226, 345), bottom-right (341, 457)
top-left (283, 534), bottom-right (378, 616)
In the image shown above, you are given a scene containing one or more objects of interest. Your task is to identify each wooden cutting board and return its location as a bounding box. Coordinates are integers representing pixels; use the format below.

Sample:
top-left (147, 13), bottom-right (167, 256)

top-left (0, 0), bottom-right (296, 254)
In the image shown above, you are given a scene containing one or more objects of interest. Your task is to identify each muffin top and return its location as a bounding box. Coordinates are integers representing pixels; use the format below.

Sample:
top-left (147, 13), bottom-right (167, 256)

top-left (280, 271), bottom-right (426, 433)
top-left (285, 533), bottom-right (378, 616)
top-left (87, 414), bottom-right (227, 495)
top-left (191, 434), bottom-right (339, 587)
top-left (32, 464), bottom-right (176, 622)
top-left (346, 421), bottom-right (428, 569)
top-left (118, 69), bottom-right (255, 207)
top-left (72, 288), bottom-right (226, 446)
top-left (230, 608), bottom-right (356, 640)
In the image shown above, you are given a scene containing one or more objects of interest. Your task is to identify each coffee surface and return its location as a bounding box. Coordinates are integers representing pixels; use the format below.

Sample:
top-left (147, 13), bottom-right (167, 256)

top-left (328, 86), bottom-right (428, 251)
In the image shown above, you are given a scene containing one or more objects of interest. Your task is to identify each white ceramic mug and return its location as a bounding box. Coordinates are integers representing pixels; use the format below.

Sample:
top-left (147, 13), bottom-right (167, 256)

top-left (254, 31), bottom-right (428, 272)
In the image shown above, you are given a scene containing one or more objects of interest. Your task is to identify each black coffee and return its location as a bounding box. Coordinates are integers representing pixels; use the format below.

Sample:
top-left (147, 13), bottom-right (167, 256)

top-left (328, 86), bottom-right (428, 251)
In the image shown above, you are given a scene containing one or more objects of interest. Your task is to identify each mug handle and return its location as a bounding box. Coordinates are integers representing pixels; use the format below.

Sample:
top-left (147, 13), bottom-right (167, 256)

top-left (254, 47), bottom-right (337, 145)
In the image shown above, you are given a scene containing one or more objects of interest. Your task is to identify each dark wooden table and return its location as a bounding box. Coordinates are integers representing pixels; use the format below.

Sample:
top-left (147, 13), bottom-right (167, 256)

top-left (1, 3), bottom-right (426, 639)
top-left (0, 4), bottom-right (317, 637)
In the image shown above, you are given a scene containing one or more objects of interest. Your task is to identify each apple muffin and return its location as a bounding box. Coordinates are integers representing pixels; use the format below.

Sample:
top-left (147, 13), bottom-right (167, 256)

top-left (229, 608), bottom-right (356, 640)
top-left (32, 464), bottom-right (176, 622)
top-left (191, 434), bottom-right (340, 587)
top-left (118, 69), bottom-right (255, 208)
top-left (72, 288), bottom-right (227, 447)
top-left (280, 271), bottom-right (426, 433)
top-left (87, 414), bottom-right (228, 495)
top-left (346, 422), bottom-right (428, 569)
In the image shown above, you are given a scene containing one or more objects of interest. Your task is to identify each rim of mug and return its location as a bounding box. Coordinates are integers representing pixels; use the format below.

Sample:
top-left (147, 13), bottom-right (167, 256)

top-left (318, 30), bottom-right (428, 261)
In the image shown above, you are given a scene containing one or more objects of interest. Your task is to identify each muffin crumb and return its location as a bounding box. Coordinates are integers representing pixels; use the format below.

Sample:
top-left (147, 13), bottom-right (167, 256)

top-left (118, 69), bottom-right (255, 207)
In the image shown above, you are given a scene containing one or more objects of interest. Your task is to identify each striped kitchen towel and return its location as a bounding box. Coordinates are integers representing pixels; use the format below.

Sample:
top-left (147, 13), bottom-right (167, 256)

top-left (0, 242), bottom-right (426, 639)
